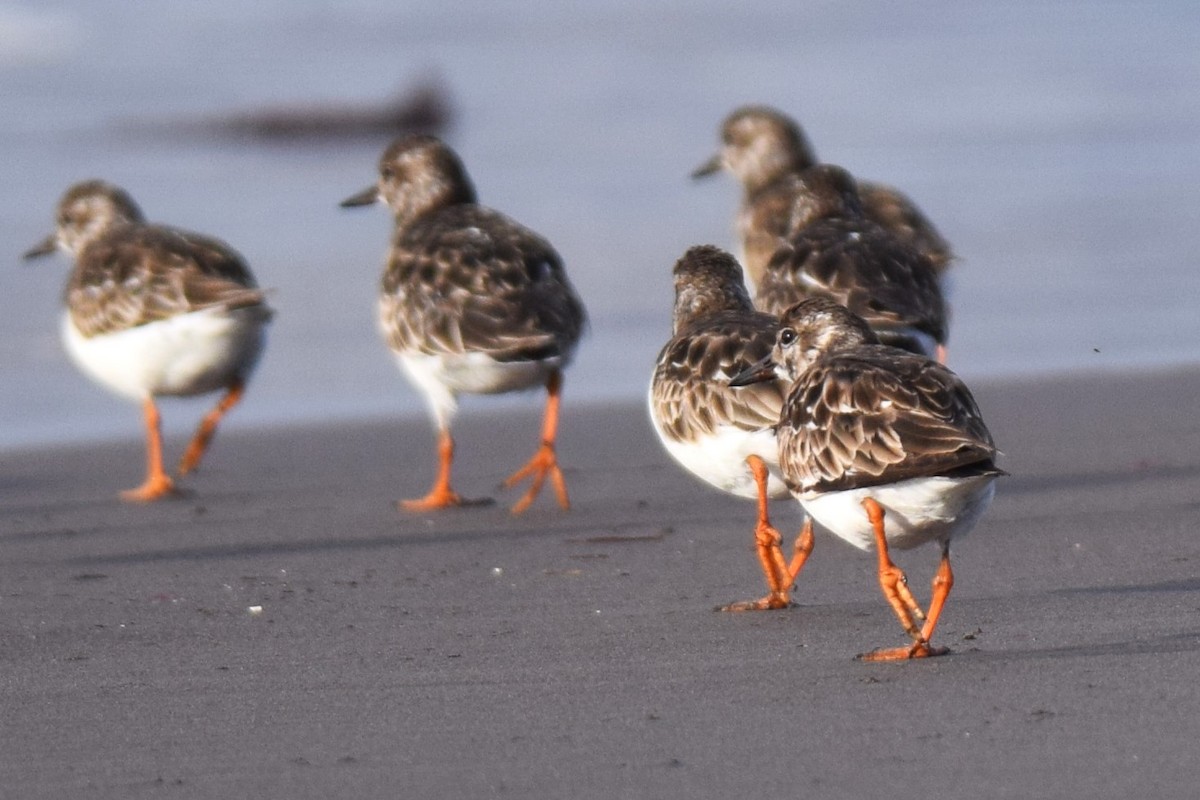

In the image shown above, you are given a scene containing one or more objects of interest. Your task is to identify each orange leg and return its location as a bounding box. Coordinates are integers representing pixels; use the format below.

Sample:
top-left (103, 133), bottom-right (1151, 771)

top-left (503, 370), bottom-right (569, 514)
top-left (178, 380), bottom-right (246, 476)
top-left (720, 456), bottom-right (814, 611)
top-left (400, 428), bottom-right (481, 511)
top-left (121, 397), bottom-right (177, 502)
top-left (786, 520), bottom-right (816, 589)
top-left (918, 544), bottom-right (954, 645)
top-left (936, 343), bottom-right (948, 365)
top-left (857, 498), bottom-right (950, 662)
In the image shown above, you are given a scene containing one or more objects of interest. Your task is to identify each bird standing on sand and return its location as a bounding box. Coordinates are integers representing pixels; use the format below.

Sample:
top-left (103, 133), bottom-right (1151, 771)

top-left (23, 180), bottom-right (272, 501)
top-left (693, 105), bottom-right (953, 290)
top-left (649, 246), bottom-right (812, 610)
top-left (731, 297), bottom-right (1003, 660)
top-left (341, 135), bottom-right (586, 514)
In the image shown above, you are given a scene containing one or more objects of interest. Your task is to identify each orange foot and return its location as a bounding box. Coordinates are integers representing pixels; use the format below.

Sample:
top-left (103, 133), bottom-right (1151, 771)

top-left (717, 497), bottom-right (813, 613)
top-left (503, 443), bottom-right (569, 514)
top-left (856, 641), bottom-right (951, 662)
top-left (119, 474), bottom-right (179, 503)
top-left (717, 517), bottom-right (794, 612)
top-left (717, 593), bottom-right (795, 612)
top-left (397, 489), bottom-right (494, 512)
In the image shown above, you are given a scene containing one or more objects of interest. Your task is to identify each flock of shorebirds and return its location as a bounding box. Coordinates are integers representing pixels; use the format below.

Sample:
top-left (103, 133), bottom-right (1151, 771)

top-left (24, 105), bottom-right (1004, 661)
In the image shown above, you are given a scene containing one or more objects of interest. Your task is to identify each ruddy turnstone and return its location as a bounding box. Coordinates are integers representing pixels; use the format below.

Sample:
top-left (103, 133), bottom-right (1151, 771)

top-left (693, 105), bottom-right (953, 289)
top-left (756, 164), bottom-right (948, 362)
top-left (23, 180), bottom-right (271, 501)
top-left (341, 135), bottom-right (586, 514)
top-left (648, 245), bottom-right (813, 610)
top-left (731, 297), bottom-right (1003, 660)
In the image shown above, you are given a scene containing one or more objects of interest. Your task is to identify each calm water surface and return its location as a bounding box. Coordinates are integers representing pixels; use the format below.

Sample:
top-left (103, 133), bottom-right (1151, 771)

top-left (2, 1), bottom-right (1198, 449)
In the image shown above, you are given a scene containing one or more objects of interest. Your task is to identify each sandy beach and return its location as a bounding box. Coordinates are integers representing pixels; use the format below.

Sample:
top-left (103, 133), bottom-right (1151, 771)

top-left (3, 366), bottom-right (1200, 798)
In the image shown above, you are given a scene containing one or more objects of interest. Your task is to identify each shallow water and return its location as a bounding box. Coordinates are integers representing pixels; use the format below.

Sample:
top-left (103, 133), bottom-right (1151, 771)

top-left (3, 1), bottom-right (1198, 449)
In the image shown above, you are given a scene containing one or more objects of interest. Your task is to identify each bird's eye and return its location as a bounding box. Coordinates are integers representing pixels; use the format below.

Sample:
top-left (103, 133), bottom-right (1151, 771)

top-left (380, 167), bottom-right (395, 180)
top-left (779, 329), bottom-right (797, 347)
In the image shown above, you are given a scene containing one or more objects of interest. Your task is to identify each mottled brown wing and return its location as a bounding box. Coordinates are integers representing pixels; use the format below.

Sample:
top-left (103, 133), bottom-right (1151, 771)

top-left (755, 218), bottom-right (946, 345)
top-left (779, 346), bottom-right (997, 493)
top-left (650, 310), bottom-right (784, 442)
top-left (66, 224), bottom-right (266, 337)
top-left (858, 181), bottom-right (954, 273)
top-left (380, 205), bottom-right (585, 362)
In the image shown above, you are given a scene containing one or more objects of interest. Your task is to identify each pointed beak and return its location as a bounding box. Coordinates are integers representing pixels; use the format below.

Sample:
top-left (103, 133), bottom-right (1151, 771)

top-left (728, 353), bottom-right (777, 387)
top-left (339, 185), bottom-right (380, 208)
top-left (22, 234), bottom-right (58, 260)
top-left (690, 152), bottom-right (723, 180)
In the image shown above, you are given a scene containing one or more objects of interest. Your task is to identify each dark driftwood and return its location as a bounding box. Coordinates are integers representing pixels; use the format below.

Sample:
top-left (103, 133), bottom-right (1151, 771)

top-left (122, 79), bottom-right (452, 143)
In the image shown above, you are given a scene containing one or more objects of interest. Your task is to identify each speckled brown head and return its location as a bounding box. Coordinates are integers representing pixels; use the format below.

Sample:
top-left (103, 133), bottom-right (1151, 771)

top-left (340, 134), bottom-right (477, 227)
top-left (670, 245), bottom-right (755, 334)
top-left (24, 180), bottom-right (145, 260)
top-left (692, 106), bottom-right (817, 194)
top-left (773, 297), bottom-right (877, 377)
top-left (731, 296), bottom-right (878, 387)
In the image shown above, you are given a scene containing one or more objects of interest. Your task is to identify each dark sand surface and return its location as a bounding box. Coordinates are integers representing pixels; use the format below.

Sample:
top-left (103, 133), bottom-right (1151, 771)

top-left (3, 367), bottom-right (1200, 798)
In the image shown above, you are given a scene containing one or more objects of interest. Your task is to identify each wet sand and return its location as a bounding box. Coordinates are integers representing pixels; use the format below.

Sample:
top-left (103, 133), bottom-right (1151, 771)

top-left (3, 367), bottom-right (1200, 798)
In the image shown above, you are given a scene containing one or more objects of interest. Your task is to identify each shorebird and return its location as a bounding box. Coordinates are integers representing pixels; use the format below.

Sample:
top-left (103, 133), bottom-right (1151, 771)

top-left (648, 245), bottom-right (811, 610)
top-left (693, 105), bottom-right (953, 290)
top-left (341, 135), bottom-right (586, 513)
top-left (23, 180), bottom-right (271, 501)
top-left (755, 163), bottom-right (948, 362)
top-left (731, 297), bottom-right (1003, 660)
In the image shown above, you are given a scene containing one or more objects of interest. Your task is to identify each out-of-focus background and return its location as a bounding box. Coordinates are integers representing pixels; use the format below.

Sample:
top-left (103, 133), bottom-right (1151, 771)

top-left (3, 1), bottom-right (1198, 449)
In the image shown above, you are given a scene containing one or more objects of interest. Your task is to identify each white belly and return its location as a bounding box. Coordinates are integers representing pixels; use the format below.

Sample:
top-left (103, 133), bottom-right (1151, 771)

top-left (61, 306), bottom-right (268, 401)
top-left (800, 475), bottom-right (996, 551)
top-left (649, 396), bottom-right (789, 499)
top-left (397, 351), bottom-right (561, 427)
